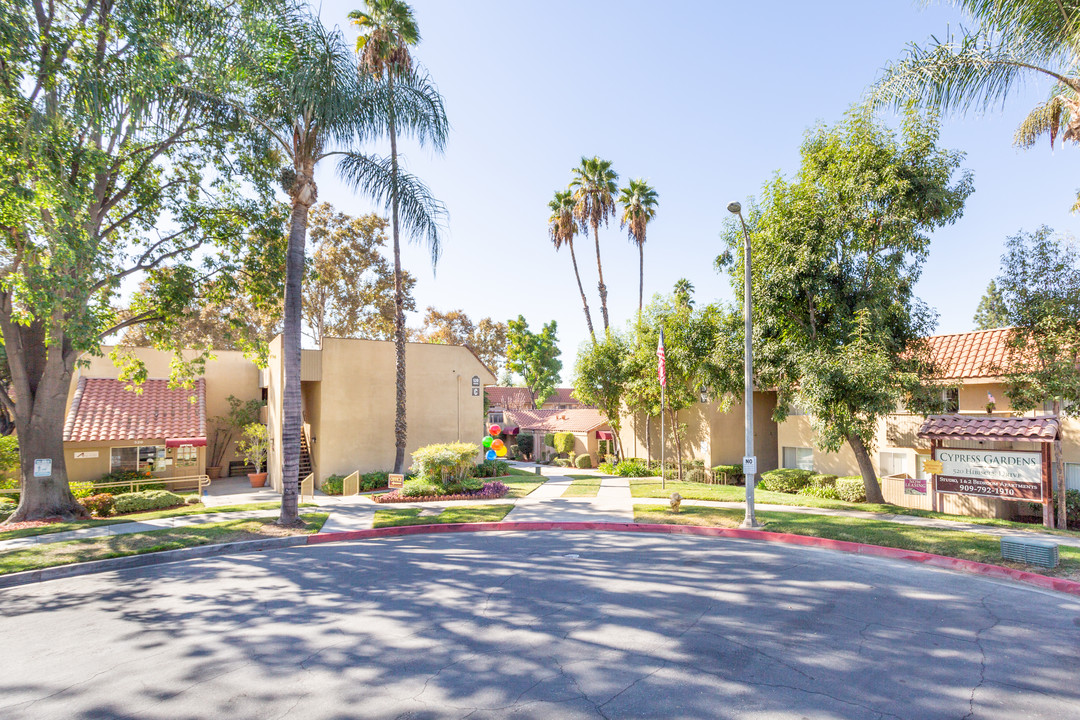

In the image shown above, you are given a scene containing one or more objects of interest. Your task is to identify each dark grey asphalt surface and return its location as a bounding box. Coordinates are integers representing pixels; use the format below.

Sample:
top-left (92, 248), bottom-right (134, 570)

top-left (1, 531), bottom-right (1079, 719)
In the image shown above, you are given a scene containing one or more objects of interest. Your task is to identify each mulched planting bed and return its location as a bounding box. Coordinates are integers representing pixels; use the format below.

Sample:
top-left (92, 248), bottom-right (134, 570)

top-left (374, 481), bottom-right (509, 504)
top-left (0, 517), bottom-right (65, 532)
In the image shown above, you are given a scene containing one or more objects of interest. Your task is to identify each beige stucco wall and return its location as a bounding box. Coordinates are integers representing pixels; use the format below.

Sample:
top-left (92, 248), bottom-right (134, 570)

top-left (618, 392), bottom-right (778, 472)
top-left (65, 347), bottom-right (261, 482)
top-left (268, 337), bottom-right (496, 487)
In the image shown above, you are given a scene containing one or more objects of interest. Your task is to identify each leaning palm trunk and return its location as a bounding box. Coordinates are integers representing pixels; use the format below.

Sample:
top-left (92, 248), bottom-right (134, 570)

top-left (592, 221), bottom-right (609, 331)
top-left (568, 241), bottom-right (596, 342)
top-left (388, 70), bottom-right (408, 474)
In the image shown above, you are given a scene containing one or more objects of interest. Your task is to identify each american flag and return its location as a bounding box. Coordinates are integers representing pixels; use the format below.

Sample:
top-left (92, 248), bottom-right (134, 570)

top-left (657, 329), bottom-right (666, 387)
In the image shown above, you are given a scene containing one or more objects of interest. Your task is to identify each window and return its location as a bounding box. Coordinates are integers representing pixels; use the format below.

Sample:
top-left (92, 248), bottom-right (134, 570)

top-left (110, 445), bottom-right (165, 473)
top-left (879, 451), bottom-right (907, 477)
top-left (488, 412), bottom-right (504, 424)
top-left (1066, 463), bottom-right (1080, 493)
top-left (175, 445), bottom-right (198, 468)
top-left (943, 388), bottom-right (959, 414)
top-left (782, 447), bottom-right (813, 471)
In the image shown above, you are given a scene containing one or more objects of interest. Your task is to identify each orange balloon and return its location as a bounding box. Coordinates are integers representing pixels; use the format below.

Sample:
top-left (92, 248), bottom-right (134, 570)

top-left (491, 438), bottom-right (505, 451)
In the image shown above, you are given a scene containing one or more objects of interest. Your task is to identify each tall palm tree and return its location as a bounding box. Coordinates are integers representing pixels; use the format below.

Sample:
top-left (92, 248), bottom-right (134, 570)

top-left (618, 179), bottom-right (659, 315)
top-left (868, 0), bottom-right (1080, 207)
top-left (549, 190), bottom-right (596, 343)
top-left (242, 10), bottom-right (444, 523)
top-left (570, 157), bottom-right (618, 332)
top-left (350, 0), bottom-right (447, 474)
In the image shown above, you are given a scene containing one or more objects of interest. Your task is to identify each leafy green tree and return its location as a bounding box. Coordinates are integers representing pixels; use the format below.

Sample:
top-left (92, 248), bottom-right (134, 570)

top-left (991, 226), bottom-right (1080, 527)
top-left (973, 280), bottom-right (1010, 330)
top-left (549, 190), bottom-right (595, 342)
top-left (416, 308), bottom-right (508, 374)
top-left (573, 331), bottom-right (631, 459)
top-left (0, 0), bottom-right (285, 522)
top-left (506, 316), bottom-right (562, 408)
top-left (719, 110), bottom-right (973, 503)
top-left (350, 0), bottom-right (449, 475)
top-left (619, 180), bottom-right (659, 315)
top-left (570, 157), bottom-right (619, 332)
top-left (868, 1), bottom-right (1080, 209)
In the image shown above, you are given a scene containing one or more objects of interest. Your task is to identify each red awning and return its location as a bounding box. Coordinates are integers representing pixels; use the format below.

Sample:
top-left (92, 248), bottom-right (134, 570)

top-left (502, 426), bottom-right (519, 436)
top-left (165, 437), bottom-right (207, 448)
top-left (596, 430), bottom-right (614, 440)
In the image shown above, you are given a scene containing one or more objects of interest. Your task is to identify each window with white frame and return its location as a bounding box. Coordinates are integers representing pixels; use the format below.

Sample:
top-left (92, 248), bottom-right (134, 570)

top-left (943, 387), bottom-right (959, 413)
top-left (110, 445), bottom-right (166, 473)
top-left (879, 451), bottom-right (907, 477)
top-left (1066, 463), bottom-right (1080, 493)
top-left (782, 447), bottom-right (813, 471)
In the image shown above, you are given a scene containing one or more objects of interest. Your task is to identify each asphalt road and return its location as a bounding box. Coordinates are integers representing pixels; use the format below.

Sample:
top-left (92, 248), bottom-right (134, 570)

top-left (1, 531), bottom-right (1078, 719)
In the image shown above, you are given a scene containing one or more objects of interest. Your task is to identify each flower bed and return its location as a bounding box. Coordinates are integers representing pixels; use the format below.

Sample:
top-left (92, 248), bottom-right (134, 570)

top-left (374, 481), bottom-right (508, 504)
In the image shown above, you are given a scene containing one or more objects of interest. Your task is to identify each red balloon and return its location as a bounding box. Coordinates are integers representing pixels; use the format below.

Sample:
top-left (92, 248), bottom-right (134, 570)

top-left (488, 424), bottom-right (502, 436)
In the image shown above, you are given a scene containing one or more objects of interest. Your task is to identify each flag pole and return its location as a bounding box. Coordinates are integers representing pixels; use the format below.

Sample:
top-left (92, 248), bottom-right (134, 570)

top-left (658, 328), bottom-right (666, 491)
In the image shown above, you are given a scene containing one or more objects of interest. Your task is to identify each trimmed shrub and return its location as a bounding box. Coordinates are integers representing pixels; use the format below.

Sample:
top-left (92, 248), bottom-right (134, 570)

top-left (362, 471), bottom-right (389, 490)
top-left (758, 468), bottom-right (815, 494)
top-left (835, 477), bottom-right (867, 503)
top-left (69, 481), bottom-right (95, 499)
top-left (402, 480), bottom-right (442, 497)
top-left (798, 484), bottom-right (841, 500)
top-left (411, 442), bottom-right (480, 484)
top-left (553, 458), bottom-right (572, 467)
top-left (474, 460), bottom-right (509, 478)
top-left (598, 461), bottom-right (616, 475)
top-left (713, 464), bottom-right (744, 485)
top-left (377, 481), bottom-right (508, 503)
top-left (614, 460), bottom-right (652, 477)
top-left (808, 474), bottom-right (838, 487)
top-left (322, 474), bottom-right (346, 495)
top-left (574, 454), bottom-right (593, 469)
top-left (112, 490), bottom-right (184, 514)
top-left (80, 493), bottom-right (116, 517)
top-left (0, 496), bottom-right (15, 520)
top-left (184, 495), bottom-right (201, 505)
top-left (685, 467), bottom-right (707, 484)
top-left (94, 470), bottom-right (164, 494)
top-left (444, 478), bottom-right (484, 495)
top-left (553, 432), bottom-right (575, 455)
top-left (516, 434), bottom-right (534, 459)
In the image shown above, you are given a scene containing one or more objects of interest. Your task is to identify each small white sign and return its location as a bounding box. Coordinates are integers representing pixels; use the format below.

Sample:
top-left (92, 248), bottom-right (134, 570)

top-left (472, 387), bottom-right (480, 396)
top-left (742, 456), bottom-right (757, 475)
top-left (33, 458), bottom-right (52, 478)
top-left (73, 451), bottom-right (99, 460)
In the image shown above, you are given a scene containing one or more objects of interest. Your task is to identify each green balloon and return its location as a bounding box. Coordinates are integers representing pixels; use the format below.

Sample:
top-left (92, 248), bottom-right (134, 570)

top-left (482, 436), bottom-right (493, 448)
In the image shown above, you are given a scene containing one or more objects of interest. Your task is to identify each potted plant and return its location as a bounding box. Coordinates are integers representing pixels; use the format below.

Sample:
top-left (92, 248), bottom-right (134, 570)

top-left (236, 423), bottom-right (269, 487)
top-left (206, 396), bottom-right (263, 479)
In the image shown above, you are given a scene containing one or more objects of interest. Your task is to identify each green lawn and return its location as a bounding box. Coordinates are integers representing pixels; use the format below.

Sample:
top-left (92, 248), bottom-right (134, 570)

top-left (373, 504), bottom-right (512, 528)
top-left (501, 471), bottom-right (547, 498)
top-left (0, 513), bottom-right (328, 576)
top-left (634, 505), bottom-right (1080, 579)
top-left (562, 476), bottom-right (601, 498)
top-left (630, 479), bottom-right (1080, 537)
top-left (0, 501), bottom-right (314, 542)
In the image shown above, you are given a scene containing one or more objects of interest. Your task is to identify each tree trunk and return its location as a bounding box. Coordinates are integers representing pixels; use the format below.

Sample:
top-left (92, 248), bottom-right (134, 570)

top-left (1054, 400), bottom-right (1066, 529)
top-left (0, 319), bottom-right (87, 523)
top-left (592, 221), bottom-right (609, 332)
top-left (669, 407), bottom-right (683, 480)
top-left (645, 413), bottom-right (651, 465)
top-left (847, 432), bottom-right (885, 504)
top-left (278, 184), bottom-right (314, 527)
top-left (388, 70), bottom-right (408, 475)
top-left (638, 241), bottom-right (644, 316)
top-left (567, 241), bottom-right (595, 343)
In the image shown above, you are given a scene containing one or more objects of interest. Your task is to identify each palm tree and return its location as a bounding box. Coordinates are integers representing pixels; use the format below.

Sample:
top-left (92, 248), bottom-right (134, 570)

top-left (570, 156), bottom-right (618, 332)
top-left (618, 179), bottom-right (659, 315)
top-left (549, 190), bottom-right (596, 343)
top-left (868, 1), bottom-right (1080, 207)
top-left (242, 11), bottom-right (444, 523)
top-left (350, 0), bottom-right (448, 474)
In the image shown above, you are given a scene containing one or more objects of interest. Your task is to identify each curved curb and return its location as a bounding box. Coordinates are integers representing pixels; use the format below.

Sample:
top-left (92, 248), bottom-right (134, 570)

top-left (307, 521), bottom-right (1080, 597)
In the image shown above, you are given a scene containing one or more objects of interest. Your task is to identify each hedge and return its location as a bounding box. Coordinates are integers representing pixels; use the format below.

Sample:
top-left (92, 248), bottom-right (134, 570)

top-left (685, 467), bottom-right (707, 483)
top-left (322, 475), bottom-right (346, 495)
top-left (574, 454), bottom-right (593, 469)
top-left (836, 477), bottom-right (867, 503)
top-left (758, 468), bottom-right (815, 493)
top-left (713, 464), bottom-right (744, 484)
top-left (553, 432), bottom-right (575, 455)
top-left (112, 490), bottom-right (185, 514)
top-left (80, 493), bottom-right (115, 517)
top-left (377, 481), bottom-right (508, 503)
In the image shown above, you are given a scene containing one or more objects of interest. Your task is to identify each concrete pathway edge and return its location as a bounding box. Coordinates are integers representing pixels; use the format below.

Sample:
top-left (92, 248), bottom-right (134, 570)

top-left (0, 535), bottom-right (308, 590)
top-left (307, 521), bottom-right (1080, 597)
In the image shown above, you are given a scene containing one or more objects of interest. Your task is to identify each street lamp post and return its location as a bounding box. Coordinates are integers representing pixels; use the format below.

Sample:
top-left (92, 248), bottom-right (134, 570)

top-left (728, 201), bottom-right (761, 528)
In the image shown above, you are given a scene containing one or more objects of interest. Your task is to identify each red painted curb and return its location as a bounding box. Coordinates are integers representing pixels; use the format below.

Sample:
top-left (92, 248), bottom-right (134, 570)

top-left (306, 522), bottom-right (1080, 597)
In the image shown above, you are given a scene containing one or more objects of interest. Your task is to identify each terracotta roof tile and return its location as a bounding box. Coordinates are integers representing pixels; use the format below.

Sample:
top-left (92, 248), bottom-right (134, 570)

top-left (917, 414), bottom-right (1059, 442)
top-left (503, 408), bottom-right (609, 434)
top-left (63, 377), bottom-right (206, 443)
top-left (925, 328), bottom-right (1016, 380)
top-left (486, 387), bottom-right (589, 408)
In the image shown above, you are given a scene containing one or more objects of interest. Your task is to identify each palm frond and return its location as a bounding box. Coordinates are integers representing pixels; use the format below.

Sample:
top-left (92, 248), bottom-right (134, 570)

top-left (337, 152), bottom-right (446, 267)
top-left (361, 66), bottom-right (448, 150)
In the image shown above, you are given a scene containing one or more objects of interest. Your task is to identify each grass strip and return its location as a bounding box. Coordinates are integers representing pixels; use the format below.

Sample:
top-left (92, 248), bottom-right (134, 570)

top-left (562, 477), bottom-right (601, 498)
top-left (0, 502), bottom-right (317, 542)
top-left (373, 504), bottom-right (512, 528)
top-left (0, 513), bottom-right (328, 576)
top-left (633, 505), bottom-right (1080, 579)
top-left (629, 479), bottom-right (1080, 537)
top-left (503, 476), bottom-right (547, 498)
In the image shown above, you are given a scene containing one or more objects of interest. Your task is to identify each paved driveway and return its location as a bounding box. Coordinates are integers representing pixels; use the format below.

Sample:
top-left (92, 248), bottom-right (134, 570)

top-left (1, 531), bottom-right (1078, 719)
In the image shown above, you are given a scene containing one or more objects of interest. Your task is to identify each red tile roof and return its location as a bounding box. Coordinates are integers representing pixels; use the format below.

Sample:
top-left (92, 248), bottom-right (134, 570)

top-left (925, 328), bottom-right (1017, 380)
top-left (503, 408), bottom-right (610, 434)
top-left (917, 414), bottom-right (1059, 442)
top-left (486, 387), bottom-right (589, 409)
top-left (64, 377), bottom-right (206, 443)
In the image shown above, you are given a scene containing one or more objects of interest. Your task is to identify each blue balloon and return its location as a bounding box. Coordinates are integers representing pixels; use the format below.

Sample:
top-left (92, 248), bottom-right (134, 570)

top-left (485, 449), bottom-right (497, 461)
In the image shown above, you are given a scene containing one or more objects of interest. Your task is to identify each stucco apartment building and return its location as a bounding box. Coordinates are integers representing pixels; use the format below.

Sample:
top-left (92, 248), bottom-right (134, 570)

top-left (60, 338), bottom-right (494, 490)
top-left (778, 328), bottom-right (1080, 517)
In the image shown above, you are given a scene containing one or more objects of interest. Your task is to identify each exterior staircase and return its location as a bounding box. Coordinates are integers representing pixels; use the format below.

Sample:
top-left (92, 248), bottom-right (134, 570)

top-left (299, 430), bottom-right (313, 479)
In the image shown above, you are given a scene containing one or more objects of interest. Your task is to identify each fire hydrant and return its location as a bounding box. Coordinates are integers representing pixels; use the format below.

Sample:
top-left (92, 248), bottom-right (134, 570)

top-left (669, 492), bottom-right (683, 513)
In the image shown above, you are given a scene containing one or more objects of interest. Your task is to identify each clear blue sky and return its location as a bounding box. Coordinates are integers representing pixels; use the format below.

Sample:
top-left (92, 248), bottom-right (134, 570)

top-left (314, 0), bottom-right (1080, 379)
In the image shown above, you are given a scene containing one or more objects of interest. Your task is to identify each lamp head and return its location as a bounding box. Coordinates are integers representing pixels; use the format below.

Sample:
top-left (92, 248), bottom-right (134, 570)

top-left (726, 201), bottom-right (742, 214)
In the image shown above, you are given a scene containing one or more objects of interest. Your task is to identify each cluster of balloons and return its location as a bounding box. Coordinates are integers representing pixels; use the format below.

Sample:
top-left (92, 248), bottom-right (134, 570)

top-left (483, 424), bottom-right (506, 461)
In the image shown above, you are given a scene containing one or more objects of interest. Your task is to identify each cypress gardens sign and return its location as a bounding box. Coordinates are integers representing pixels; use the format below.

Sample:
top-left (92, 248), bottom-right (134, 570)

top-left (933, 449), bottom-right (1044, 500)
